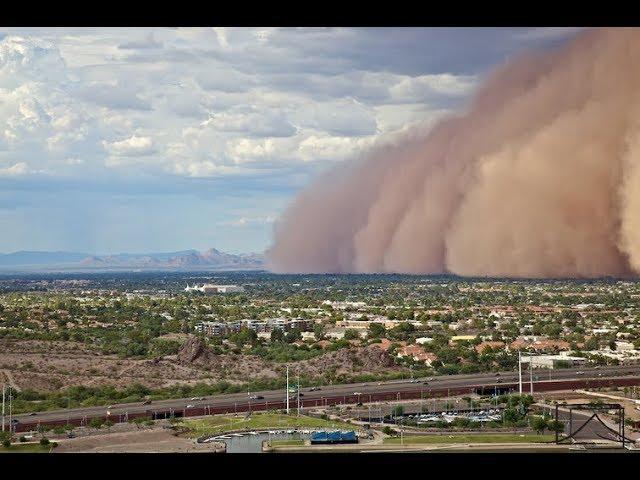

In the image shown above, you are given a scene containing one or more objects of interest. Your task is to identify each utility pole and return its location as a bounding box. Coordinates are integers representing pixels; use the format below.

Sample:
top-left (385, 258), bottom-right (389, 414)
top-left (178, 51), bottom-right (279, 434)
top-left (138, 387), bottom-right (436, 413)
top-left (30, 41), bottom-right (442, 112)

top-left (529, 352), bottom-right (534, 395)
top-left (8, 386), bottom-right (12, 435)
top-left (518, 350), bottom-right (523, 395)
top-left (297, 371), bottom-right (300, 416)
top-left (286, 365), bottom-right (290, 415)
top-left (2, 383), bottom-right (5, 432)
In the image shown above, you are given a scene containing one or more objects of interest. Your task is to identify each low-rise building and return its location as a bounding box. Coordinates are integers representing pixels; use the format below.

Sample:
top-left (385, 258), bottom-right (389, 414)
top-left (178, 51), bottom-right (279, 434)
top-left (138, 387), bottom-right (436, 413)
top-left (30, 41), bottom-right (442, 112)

top-left (509, 337), bottom-right (570, 352)
top-left (368, 338), bottom-right (396, 352)
top-left (449, 334), bottom-right (477, 345)
top-left (325, 328), bottom-right (346, 340)
top-left (185, 284), bottom-right (245, 294)
top-left (587, 349), bottom-right (640, 365)
top-left (397, 345), bottom-right (437, 366)
top-left (475, 341), bottom-right (505, 354)
top-left (301, 331), bottom-right (316, 341)
top-left (521, 354), bottom-right (587, 369)
top-left (195, 317), bottom-right (313, 336)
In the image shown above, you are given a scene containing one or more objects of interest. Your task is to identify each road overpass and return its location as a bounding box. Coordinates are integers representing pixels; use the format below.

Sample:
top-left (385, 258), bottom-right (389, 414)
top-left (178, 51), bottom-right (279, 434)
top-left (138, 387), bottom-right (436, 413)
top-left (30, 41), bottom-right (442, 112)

top-left (9, 365), bottom-right (640, 433)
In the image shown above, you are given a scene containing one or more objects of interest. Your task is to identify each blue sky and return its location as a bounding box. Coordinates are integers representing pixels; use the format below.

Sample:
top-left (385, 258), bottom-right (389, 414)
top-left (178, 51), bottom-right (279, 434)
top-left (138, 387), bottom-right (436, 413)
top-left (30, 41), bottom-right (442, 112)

top-left (0, 27), bottom-right (582, 254)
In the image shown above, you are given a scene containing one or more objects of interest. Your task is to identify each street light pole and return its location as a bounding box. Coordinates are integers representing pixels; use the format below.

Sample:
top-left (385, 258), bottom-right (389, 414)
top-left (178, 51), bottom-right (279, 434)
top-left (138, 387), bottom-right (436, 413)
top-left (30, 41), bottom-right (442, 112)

top-left (529, 352), bottom-right (534, 395)
top-left (286, 365), bottom-right (290, 415)
top-left (8, 386), bottom-right (12, 435)
top-left (518, 350), bottom-right (523, 395)
top-left (297, 371), bottom-right (300, 416)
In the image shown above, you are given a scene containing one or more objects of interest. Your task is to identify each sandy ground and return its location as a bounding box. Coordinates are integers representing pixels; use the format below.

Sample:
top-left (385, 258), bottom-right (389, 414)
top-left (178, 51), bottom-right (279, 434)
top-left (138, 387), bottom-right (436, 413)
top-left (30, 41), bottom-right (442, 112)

top-left (0, 338), bottom-right (400, 392)
top-left (0, 339), bottom-right (275, 391)
top-left (54, 428), bottom-right (224, 453)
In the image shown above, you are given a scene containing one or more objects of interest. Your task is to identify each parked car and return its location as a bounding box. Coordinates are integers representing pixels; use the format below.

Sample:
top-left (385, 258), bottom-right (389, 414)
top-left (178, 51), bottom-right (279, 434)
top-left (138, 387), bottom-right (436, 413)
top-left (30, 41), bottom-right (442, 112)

top-left (142, 400), bottom-right (152, 405)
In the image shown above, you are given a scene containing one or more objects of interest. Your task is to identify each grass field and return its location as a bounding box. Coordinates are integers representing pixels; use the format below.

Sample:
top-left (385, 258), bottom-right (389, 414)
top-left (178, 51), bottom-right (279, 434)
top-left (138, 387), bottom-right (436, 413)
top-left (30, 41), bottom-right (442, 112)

top-left (182, 413), bottom-right (352, 437)
top-left (269, 439), bottom-right (306, 446)
top-left (383, 434), bottom-right (555, 445)
top-left (0, 443), bottom-right (56, 453)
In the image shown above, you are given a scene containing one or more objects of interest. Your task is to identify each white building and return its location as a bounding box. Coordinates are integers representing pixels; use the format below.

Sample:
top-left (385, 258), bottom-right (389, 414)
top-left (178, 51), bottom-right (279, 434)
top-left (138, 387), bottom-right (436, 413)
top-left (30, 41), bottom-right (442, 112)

top-left (587, 349), bottom-right (640, 365)
top-left (185, 283), bottom-right (245, 294)
top-left (523, 353), bottom-right (587, 369)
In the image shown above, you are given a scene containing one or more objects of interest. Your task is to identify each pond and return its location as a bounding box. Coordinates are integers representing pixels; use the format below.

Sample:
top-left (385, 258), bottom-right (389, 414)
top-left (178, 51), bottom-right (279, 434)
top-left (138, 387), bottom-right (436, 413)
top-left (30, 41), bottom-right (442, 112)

top-left (207, 431), bottom-right (311, 453)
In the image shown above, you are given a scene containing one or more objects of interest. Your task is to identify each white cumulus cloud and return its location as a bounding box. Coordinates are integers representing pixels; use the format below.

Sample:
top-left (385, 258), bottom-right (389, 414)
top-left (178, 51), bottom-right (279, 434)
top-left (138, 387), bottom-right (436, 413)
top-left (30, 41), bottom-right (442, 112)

top-left (103, 135), bottom-right (155, 156)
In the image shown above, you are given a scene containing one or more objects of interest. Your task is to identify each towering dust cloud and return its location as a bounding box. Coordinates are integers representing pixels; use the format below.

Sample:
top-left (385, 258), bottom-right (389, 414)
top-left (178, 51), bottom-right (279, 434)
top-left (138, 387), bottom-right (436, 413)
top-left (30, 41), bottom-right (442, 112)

top-left (267, 28), bottom-right (640, 278)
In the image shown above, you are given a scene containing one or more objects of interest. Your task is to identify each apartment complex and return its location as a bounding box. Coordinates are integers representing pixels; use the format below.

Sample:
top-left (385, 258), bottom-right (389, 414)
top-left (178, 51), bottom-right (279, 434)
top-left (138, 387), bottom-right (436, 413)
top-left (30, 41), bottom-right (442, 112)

top-left (194, 317), bottom-right (313, 336)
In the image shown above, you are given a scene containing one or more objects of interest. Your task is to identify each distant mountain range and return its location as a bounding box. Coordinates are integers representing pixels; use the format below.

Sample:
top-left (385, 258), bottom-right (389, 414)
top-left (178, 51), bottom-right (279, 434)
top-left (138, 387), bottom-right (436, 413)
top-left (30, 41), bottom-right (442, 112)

top-left (0, 248), bottom-right (265, 272)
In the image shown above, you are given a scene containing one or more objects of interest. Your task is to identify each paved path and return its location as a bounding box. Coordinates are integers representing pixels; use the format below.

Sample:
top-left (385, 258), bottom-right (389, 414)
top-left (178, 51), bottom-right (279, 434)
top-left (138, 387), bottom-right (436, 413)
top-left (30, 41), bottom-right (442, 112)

top-left (537, 402), bottom-right (640, 443)
top-left (576, 389), bottom-right (640, 405)
top-left (54, 428), bottom-right (223, 453)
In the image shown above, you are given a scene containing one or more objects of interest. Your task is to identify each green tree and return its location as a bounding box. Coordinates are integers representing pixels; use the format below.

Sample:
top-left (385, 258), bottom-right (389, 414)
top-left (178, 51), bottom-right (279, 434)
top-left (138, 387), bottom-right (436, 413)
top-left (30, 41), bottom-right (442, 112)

top-left (270, 328), bottom-right (285, 343)
top-left (546, 419), bottom-right (565, 433)
top-left (284, 328), bottom-right (302, 343)
top-left (89, 417), bottom-right (105, 429)
top-left (503, 407), bottom-right (521, 425)
top-left (392, 405), bottom-right (405, 417)
top-left (382, 426), bottom-right (396, 436)
top-left (344, 329), bottom-right (360, 340)
top-left (530, 415), bottom-right (548, 434)
top-left (368, 322), bottom-right (385, 338)
top-left (584, 337), bottom-right (599, 350)
top-left (313, 323), bottom-right (325, 340)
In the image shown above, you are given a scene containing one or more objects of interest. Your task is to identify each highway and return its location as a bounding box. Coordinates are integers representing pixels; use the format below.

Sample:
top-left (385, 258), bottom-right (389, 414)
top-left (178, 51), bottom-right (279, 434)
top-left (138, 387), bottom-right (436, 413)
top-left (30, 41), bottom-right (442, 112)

top-left (10, 365), bottom-right (640, 433)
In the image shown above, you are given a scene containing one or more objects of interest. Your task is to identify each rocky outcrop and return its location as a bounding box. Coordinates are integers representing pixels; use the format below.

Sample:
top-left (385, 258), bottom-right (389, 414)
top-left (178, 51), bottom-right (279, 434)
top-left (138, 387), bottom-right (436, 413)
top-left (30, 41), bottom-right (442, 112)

top-left (176, 336), bottom-right (214, 364)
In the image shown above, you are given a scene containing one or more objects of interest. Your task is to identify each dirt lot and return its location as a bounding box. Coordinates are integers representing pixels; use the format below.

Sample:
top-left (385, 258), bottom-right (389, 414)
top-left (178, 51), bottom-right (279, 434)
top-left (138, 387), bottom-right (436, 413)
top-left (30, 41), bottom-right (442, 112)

top-left (0, 338), bottom-right (403, 392)
top-left (54, 428), bottom-right (223, 453)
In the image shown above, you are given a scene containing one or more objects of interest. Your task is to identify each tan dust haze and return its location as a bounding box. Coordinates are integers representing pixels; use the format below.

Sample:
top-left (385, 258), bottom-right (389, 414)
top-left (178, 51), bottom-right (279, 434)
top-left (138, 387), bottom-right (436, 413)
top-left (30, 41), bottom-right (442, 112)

top-left (267, 28), bottom-right (640, 278)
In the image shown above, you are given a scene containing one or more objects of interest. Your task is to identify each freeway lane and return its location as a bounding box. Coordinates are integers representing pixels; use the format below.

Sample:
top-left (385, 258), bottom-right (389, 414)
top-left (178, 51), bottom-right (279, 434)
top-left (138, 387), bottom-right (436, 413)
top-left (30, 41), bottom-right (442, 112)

top-left (10, 365), bottom-right (640, 432)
